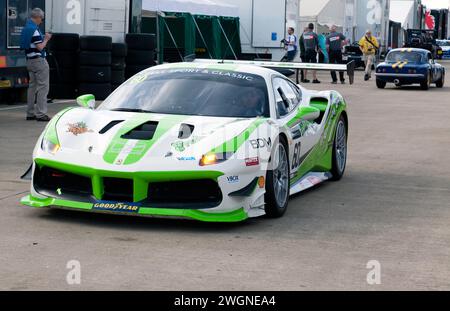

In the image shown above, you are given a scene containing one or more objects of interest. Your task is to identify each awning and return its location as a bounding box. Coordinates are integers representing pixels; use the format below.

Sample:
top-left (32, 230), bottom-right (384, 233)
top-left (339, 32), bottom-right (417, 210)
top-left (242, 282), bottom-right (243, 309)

top-left (142, 0), bottom-right (239, 17)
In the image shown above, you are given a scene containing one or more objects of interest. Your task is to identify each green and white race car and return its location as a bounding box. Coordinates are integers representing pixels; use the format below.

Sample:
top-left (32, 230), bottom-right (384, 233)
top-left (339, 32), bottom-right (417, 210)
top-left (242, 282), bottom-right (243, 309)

top-left (21, 61), bottom-right (349, 222)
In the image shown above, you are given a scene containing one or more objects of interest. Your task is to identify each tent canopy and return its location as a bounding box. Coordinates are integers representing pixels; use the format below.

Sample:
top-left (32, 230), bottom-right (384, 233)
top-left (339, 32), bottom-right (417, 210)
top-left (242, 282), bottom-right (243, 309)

top-left (299, 0), bottom-right (345, 28)
top-left (390, 0), bottom-right (415, 29)
top-left (300, 0), bottom-right (333, 18)
top-left (142, 0), bottom-right (239, 17)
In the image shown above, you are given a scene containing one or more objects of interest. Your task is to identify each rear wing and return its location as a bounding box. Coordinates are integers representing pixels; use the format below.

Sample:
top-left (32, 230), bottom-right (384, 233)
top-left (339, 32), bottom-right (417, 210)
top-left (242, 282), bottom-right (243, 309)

top-left (193, 59), bottom-right (356, 85)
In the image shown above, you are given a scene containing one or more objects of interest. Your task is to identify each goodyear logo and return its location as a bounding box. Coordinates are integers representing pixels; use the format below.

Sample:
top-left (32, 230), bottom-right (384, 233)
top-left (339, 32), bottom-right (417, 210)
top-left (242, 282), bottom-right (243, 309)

top-left (93, 201), bottom-right (141, 213)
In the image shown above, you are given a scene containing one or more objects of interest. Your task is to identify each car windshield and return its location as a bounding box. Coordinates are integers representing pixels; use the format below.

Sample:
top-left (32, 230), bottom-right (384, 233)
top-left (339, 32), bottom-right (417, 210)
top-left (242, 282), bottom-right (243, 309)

top-left (386, 51), bottom-right (423, 63)
top-left (437, 40), bottom-right (450, 47)
top-left (98, 68), bottom-right (270, 118)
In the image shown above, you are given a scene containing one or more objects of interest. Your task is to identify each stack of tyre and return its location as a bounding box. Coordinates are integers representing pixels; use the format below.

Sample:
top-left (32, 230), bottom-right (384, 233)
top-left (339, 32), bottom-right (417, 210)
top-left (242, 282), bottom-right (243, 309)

top-left (125, 34), bottom-right (157, 79)
top-left (78, 36), bottom-right (113, 100)
top-left (111, 43), bottom-right (127, 91)
top-left (47, 33), bottom-right (79, 99)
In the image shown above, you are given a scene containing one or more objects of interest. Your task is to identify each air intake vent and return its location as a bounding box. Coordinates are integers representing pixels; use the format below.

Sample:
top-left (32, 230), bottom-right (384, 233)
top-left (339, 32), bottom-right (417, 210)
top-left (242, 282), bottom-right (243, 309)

top-left (99, 120), bottom-right (124, 134)
top-left (178, 124), bottom-right (195, 139)
top-left (121, 121), bottom-right (158, 140)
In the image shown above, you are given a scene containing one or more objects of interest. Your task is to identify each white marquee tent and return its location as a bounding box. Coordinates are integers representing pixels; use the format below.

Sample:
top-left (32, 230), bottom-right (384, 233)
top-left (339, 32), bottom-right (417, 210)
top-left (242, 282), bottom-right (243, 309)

top-left (299, 0), bottom-right (346, 31)
top-left (390, 0), bottom-right (415, 30)
top-left (142, 0), bottom-right (239, 17)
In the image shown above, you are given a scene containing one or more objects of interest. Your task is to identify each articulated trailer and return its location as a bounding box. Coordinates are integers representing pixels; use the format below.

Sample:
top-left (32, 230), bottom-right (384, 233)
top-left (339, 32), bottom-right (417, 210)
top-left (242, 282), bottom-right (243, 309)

top-left (0, 0), bottom-right (45, 101)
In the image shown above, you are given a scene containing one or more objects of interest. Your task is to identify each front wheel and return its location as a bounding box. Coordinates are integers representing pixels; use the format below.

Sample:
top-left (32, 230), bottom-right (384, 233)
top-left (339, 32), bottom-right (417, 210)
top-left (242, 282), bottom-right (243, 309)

top-left (330, 116), bottom-right (348, 181)
top-left (265, 137), bottom-right (290, 218)
top-left (376, 79), bottom-right (386, 89)
top-left (436, 72), bottom-right (445, 88)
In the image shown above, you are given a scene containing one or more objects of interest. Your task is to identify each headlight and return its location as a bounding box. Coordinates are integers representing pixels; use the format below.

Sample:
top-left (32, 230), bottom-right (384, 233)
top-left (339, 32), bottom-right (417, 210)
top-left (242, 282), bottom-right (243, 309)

top-left (199, 152), bottom-right (232, 166)
top-left (41, 139), bottom-right (60, 154)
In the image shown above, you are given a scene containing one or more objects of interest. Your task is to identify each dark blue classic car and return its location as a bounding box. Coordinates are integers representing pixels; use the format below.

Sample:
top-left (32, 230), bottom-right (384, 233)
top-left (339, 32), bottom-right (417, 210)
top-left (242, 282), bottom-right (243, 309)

top-left (375, 48), bottom-right (445, 90)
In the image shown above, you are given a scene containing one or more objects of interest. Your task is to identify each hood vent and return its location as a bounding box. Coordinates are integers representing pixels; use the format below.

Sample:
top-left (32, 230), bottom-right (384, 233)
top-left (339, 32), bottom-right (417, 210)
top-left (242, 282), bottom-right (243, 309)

top-left (121, 121), bottom-right (159, 140)
top-left (99, 120), bottom-right (124, 134)
top-left (178, 124), bottom-right (195, 139)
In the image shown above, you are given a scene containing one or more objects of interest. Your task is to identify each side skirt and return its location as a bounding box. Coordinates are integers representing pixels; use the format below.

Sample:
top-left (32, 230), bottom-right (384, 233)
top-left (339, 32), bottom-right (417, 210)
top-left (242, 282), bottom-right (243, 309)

top-left (289, 172), bottom-right (332, 196)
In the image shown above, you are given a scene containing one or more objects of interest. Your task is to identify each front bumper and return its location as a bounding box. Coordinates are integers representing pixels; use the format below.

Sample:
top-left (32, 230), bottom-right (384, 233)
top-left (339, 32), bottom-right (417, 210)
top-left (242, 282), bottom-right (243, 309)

top-left (21, 157), bottom-right (266, 222)
top-left (21, 195), bottom-right (248, 222)
top-left (375, 73), bottom-right (426, 83)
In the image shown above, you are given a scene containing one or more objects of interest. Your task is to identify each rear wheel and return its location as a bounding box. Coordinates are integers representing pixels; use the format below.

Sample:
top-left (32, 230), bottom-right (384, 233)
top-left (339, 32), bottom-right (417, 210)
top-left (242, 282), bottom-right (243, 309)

top-left (420, 71), bottom-right (431, 90)
top-left (436, 72), bottom-right (445, 88)
top-left (376, 79), bottom-right (386, 89)
top-left (330, 116), bottom-right (348, 181)
top-left (265, 137), bottom-right (290, 218)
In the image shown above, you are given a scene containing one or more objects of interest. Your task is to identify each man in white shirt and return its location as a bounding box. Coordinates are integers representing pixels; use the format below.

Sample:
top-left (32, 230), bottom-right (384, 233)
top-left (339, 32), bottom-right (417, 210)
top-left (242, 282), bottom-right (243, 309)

top-left (284, 27), bottom-right (298, 62)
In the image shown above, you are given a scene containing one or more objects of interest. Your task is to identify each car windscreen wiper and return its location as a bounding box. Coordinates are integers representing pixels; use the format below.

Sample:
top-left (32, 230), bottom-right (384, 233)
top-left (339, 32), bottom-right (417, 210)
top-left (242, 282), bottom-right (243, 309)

top-left (111, 108), bottom-right (154, 113)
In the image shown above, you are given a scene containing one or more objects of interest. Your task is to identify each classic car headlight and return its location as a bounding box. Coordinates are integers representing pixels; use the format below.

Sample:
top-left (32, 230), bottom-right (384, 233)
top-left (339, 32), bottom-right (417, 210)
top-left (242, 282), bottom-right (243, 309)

top-left (41, 138), bottom-right (60, 154)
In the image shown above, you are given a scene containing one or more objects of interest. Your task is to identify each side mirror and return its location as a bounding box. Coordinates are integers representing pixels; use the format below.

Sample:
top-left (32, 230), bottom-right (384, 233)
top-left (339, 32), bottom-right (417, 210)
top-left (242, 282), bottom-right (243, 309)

top-left (296, 106), bottom-right (321, 122)
top-left (76, 94), bottom-right (96, 109)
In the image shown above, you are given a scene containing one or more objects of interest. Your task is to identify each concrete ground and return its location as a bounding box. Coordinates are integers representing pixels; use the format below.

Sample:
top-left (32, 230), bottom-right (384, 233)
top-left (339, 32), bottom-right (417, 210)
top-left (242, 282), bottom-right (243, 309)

top-left (0, 62), bottom-right (449, 291)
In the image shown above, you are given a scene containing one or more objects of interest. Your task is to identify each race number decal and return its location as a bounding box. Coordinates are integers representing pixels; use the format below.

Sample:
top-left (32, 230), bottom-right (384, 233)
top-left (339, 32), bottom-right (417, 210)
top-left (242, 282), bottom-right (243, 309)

top-left (291, 142), bottom-right (302, 170)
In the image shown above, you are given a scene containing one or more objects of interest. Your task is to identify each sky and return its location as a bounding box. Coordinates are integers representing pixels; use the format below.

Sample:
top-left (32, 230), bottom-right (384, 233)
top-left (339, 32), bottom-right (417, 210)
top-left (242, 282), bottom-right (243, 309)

top-left (421, 0), bottom-right (449, 9)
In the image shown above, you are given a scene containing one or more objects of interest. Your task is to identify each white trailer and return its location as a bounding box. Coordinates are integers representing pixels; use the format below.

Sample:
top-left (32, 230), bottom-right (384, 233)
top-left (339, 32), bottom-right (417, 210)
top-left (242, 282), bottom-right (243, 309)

top-left (353, 0), bottom-right (390, 53)
top-left (44, 0), bottom-right (130, 42)
top-left (217, 0), bottom-right (300, 61)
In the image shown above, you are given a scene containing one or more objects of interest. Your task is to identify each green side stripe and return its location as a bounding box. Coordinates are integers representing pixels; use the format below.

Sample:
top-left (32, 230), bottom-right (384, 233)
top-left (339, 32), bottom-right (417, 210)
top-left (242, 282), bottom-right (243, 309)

top-left (124, 115), bottom-right (187, 165)
top-left (103, 114), bottom-right (188, 165)
top-left (21, 195), bottom-right (247, 223)
top-left (210, 118), bottom-right (267, 154)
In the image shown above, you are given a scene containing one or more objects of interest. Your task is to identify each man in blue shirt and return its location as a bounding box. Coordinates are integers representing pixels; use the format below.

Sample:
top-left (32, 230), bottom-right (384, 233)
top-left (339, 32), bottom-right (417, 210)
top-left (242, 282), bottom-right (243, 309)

top-left (20, 8), bottom-right (52, 122)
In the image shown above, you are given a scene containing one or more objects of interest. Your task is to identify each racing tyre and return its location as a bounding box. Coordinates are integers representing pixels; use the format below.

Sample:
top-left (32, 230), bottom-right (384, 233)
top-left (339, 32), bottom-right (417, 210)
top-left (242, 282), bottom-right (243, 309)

top-left (78, 66), bottom-right (111, 83)
top-left (376, 79), bottom-right (386, 89)
top-left (125, 65), bottom-right (150, 78)
top-left (112, 43), bottom-right (128, 58)
top-left (111, 70), bottom-right (125, 85)
top-left (420, 71), bottom-right (431, 90)
top-left (436, 72), bottom-right (445, 88)
top-left (265, 137), bottom-right (290, 218)
top-left (330, 116), bottom-right (348, 181)
top-left (78, 83), bottom-right (112, 100)
top-left (126, 50), bottom-right (156, 65)
top-left (112, 57), bottom-right (126, 70)
top-left (48, 33), bottom-right (79, 51)
top-left (125, 34), bottom-right (156, 51)
top-left (79, 51), bottom-right (112, 66)
top-left (50, 68), bottom-right (77, 84)
top-left (80, 36), bottom-right (113, 51)
top-left (49, 83), bottom-right (77, 99)
top-left (48, 51), bottom-right (79, 68)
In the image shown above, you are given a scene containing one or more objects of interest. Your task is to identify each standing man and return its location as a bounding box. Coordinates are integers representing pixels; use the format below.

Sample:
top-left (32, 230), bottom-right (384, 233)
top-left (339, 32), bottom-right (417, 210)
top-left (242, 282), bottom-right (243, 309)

top-left (302, 23), bottom-right (320, 84)
top-left (21, 8), bottom-right (52, 122)
top-left (327, 25), bottom-right (348, 84)
top-left (359, 30), bottom-right (379, 81)
top-left (283, 27), bottom-right (298, 62)
top-left (299, 27), bottom-right (309, 81)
